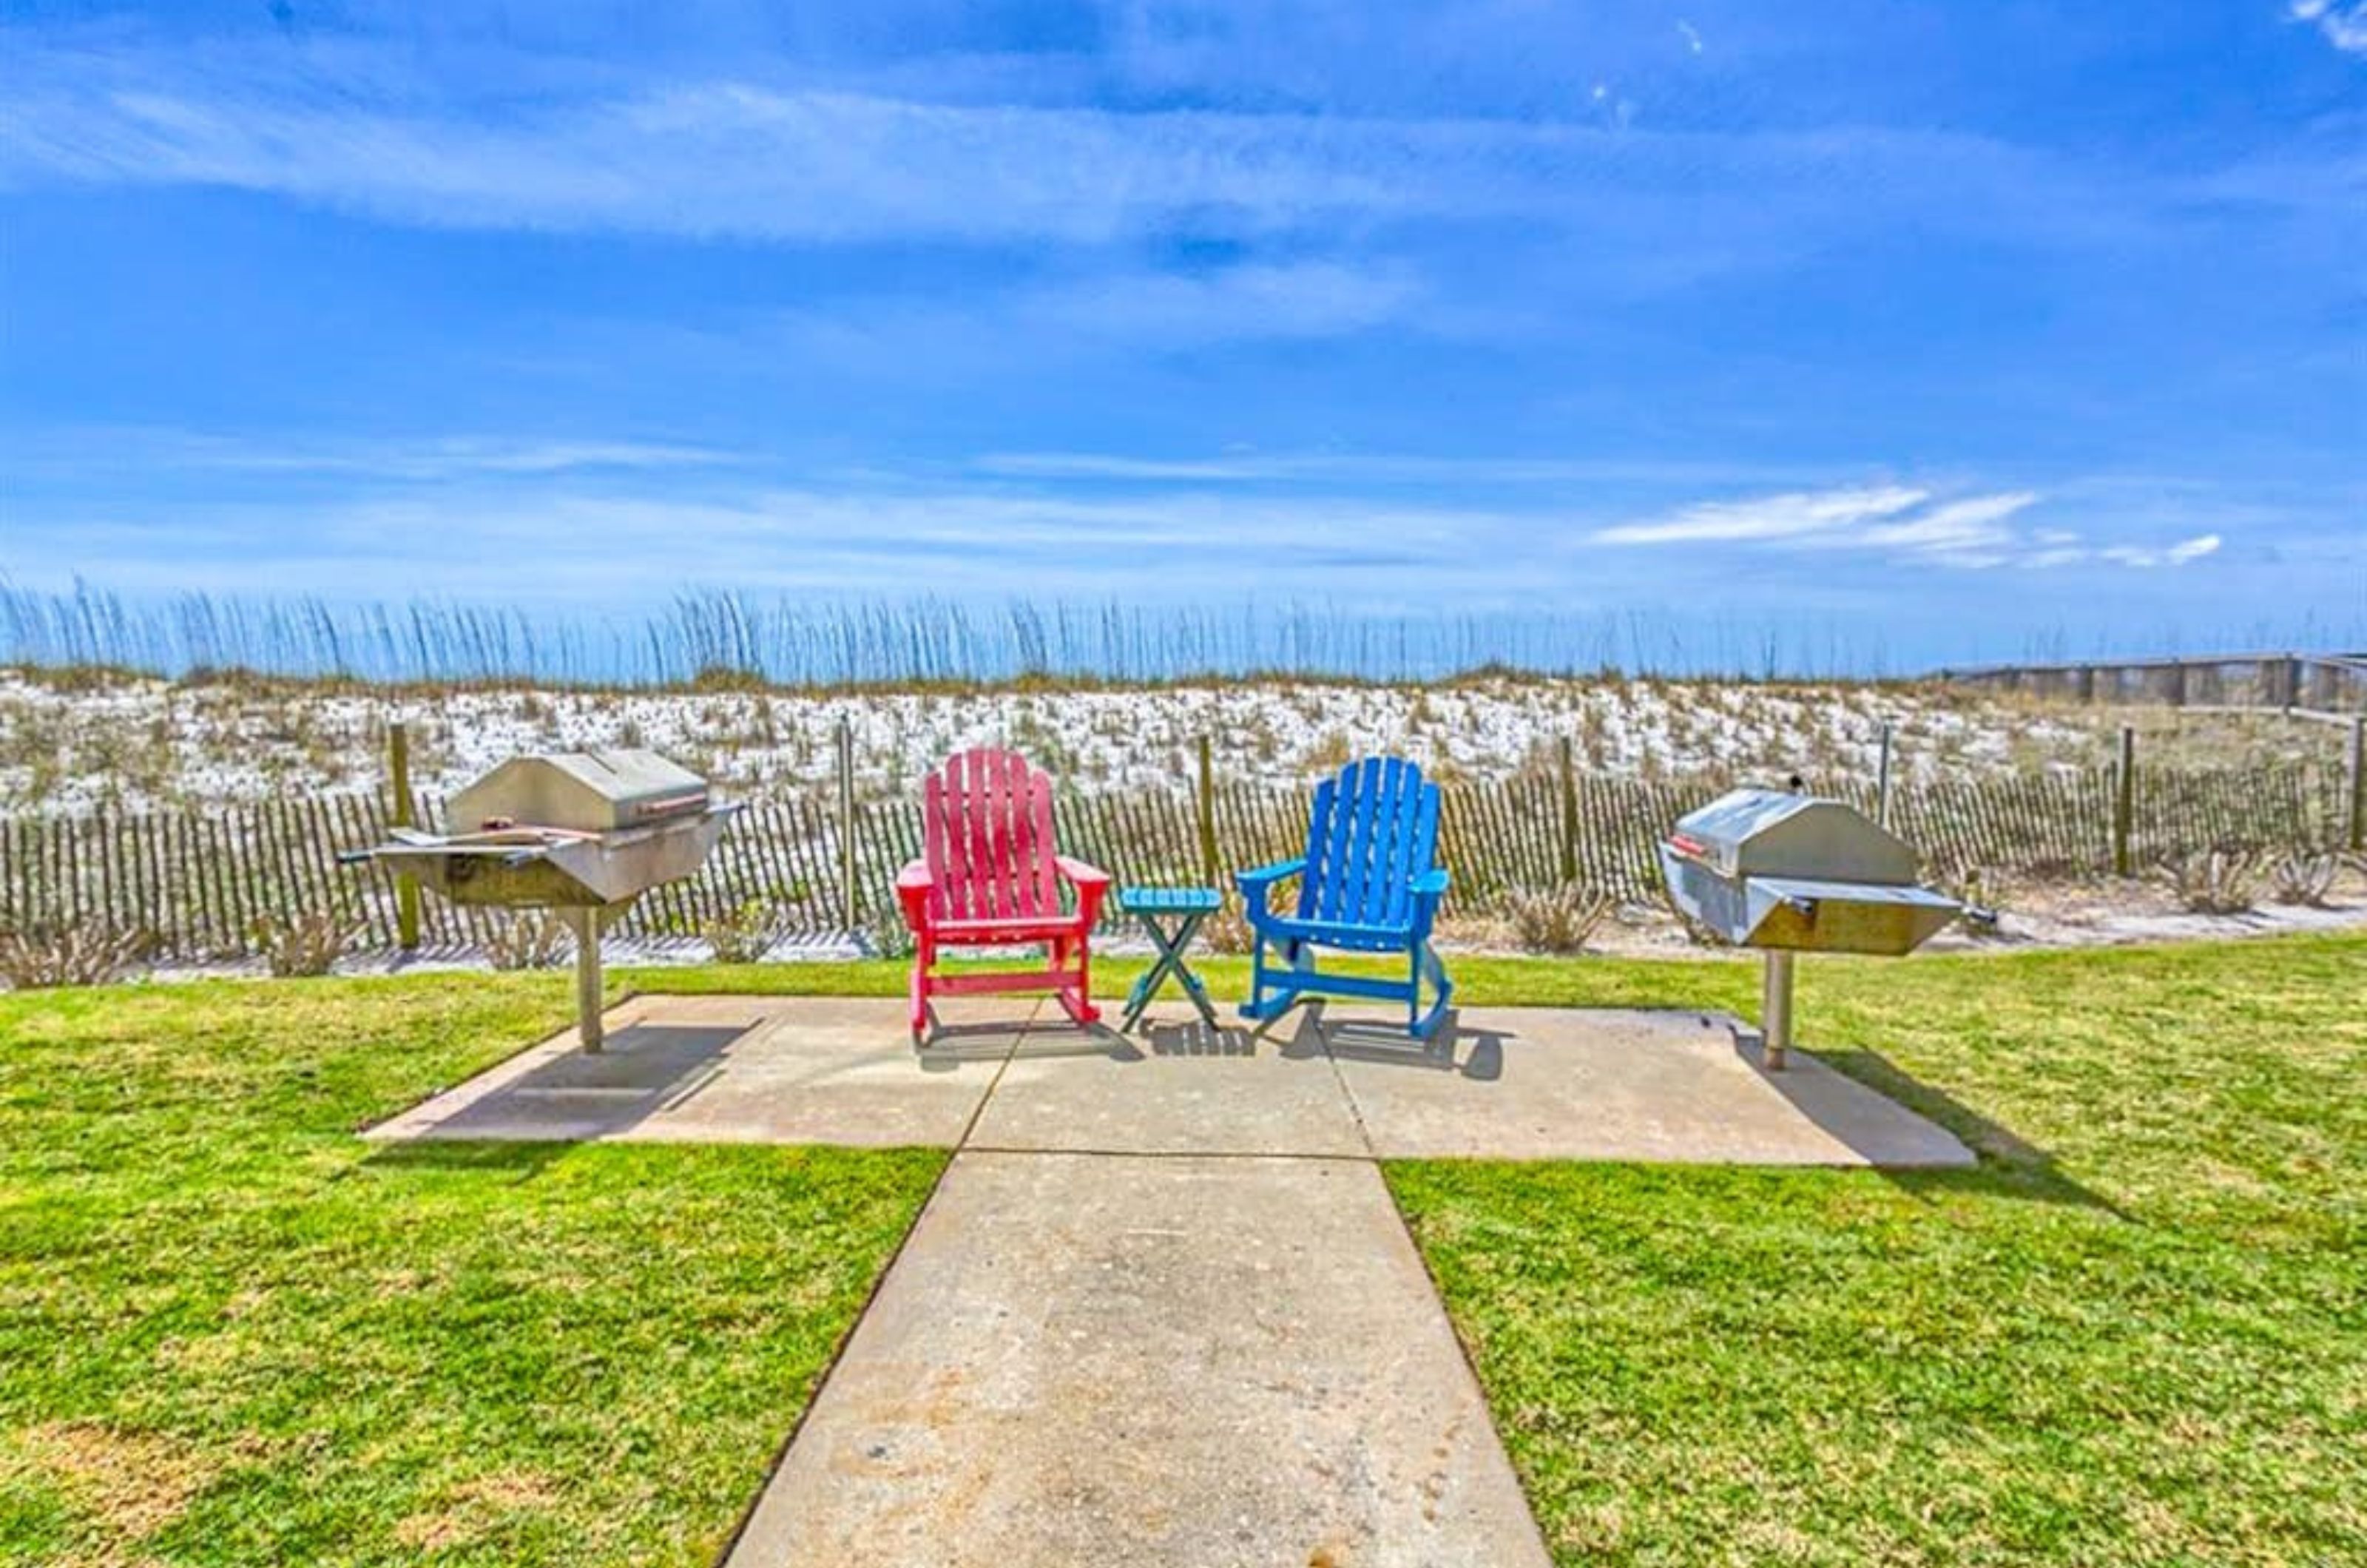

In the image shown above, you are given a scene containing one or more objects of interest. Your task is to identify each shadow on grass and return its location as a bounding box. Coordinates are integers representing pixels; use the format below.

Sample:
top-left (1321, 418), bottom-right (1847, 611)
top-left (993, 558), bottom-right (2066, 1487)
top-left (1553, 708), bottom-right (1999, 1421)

top-left (1815, 1043), bottom-right (2131, 1217)
top-left (356, 1136), bottom-right (584, 1181)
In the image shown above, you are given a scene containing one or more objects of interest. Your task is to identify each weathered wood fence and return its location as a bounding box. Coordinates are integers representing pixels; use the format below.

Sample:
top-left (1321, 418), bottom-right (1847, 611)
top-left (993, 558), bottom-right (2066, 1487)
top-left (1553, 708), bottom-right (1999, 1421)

top-left (1939, 650), bottom-right (2367, 714)
top-left (1, 760), bottom-right (2352, 959)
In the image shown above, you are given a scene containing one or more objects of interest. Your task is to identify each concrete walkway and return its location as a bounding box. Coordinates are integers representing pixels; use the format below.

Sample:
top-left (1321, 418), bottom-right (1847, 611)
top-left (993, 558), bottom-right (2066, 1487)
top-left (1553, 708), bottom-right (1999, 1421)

top-left (369, 995), bottom-right (1972, 1566)
top-left (372, 996), bottom-right (1973, 1168)
top-left (726, 1152), bottom-right (1550, 1567)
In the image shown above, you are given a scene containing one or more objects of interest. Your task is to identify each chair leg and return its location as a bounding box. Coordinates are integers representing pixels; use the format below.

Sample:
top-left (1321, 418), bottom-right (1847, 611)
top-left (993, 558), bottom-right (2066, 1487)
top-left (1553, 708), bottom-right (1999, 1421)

top-left (909, 939), bottom-right (931, 1042)
top-left (1410, 941), bottom-right (1453, 1040)
top-left (1069, 933), bottom-right (1099, 1024)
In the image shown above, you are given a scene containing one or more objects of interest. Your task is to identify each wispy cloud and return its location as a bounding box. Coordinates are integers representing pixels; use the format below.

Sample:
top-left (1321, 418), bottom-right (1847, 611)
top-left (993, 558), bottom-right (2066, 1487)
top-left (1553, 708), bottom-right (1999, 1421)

top-left (5, 455), bottom-right (2242, 611)
top-left (972, 451), bottom-right (1822, 486)
top-left (1590, 485), bottom-right (1929, 545)
top-left (2098, 535), bottom-right (2224, 568)
top-left (0, 36), bottom-right (2186, 256)
top-left (1587, 484), bottom-right (2216, 571)
top-left (2291, 1), bottom-right (2367, 55)
top-left (2, 428), bottom-right (737, 482)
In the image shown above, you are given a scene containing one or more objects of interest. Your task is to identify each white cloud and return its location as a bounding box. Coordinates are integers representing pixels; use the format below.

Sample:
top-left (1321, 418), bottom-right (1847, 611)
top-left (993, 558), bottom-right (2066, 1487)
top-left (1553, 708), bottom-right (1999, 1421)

top-left (1858, 491), bottom-right (2039, 550)
top-left (1, 428), bottom-right (736, 481)
top-left (2292, 1), bottom-right (2367, 55)
top-left (1590, 485), bottom-right (1928, 545)
top-left (2097, 534), bottom-right (2224, 568)
top-left (1589, 484), bottom-right (2217, 572)
top-left (972, 451), bottom-right (1819, 486)
top-left (3, 468), bottom-right (2253, 632)
top-left (0, 36), bottom-right (2180, 255)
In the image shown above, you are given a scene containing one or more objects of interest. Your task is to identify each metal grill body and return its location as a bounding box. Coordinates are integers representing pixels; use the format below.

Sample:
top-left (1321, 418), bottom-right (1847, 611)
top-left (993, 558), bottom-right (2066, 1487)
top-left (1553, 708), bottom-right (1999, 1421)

top-left (1659, 788), bottom-right (1959, 1066)
top-left (345, 748), bottom-right (738, 1049)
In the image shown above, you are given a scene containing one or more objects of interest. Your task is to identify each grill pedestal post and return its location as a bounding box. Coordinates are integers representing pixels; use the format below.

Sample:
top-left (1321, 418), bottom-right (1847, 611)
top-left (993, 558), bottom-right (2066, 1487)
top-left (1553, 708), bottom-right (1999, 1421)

top-left (1760, 950), bottom-right (1795, 1071)
top-left (571, 908), bottom-right (606, 1052)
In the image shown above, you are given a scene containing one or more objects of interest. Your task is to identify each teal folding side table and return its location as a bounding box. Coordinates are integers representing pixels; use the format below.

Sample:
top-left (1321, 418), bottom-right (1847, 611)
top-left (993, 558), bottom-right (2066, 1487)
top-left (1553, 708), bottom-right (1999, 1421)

top-left (1117, 885), bottom-right (1223, 1033)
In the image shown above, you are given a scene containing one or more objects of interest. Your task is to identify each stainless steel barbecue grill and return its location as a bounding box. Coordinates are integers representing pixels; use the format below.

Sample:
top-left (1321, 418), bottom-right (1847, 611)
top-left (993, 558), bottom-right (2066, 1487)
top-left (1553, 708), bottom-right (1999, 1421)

top-left (343, 749), bottom-right (740, 1050)
top-left (1660, 786), bottom-right (1959, 1068)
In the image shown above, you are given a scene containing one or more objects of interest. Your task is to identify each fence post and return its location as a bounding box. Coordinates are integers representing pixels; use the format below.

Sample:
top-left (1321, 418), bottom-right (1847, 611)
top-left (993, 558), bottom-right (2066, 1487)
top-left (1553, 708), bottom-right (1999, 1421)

top-left (1557, 735), bottom-right (1578, 884)
top-left (1875, 721), bottom-right (1894, 829)
top-left (2347, 714), bottom-right (2365, 854)
top-left (836, 715), bottom-right (856, 934)
top-left (2112, 725), bottom-right (2136, 876)
top-left (388, 720), bottom-right (420, 950)
top-left (1195, 733), bottom-right (1218, 886)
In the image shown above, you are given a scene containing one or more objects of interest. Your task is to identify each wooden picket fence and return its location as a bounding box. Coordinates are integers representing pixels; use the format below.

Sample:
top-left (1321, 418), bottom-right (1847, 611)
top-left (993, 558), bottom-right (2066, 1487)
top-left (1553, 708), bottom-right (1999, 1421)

top-left (0, 762), bottom-right (2350, 959)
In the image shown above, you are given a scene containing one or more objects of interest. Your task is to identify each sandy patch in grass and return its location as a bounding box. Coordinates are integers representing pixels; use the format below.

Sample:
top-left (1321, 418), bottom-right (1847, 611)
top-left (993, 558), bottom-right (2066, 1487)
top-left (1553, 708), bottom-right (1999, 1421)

top-left (13, 1420), bottom-right (218, 1544)
top-left (392, 1467), bottom-right (563, 1551)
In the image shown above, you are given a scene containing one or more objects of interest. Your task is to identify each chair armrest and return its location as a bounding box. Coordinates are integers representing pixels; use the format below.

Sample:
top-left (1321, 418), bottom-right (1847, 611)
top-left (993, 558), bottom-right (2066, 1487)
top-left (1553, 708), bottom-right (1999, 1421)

top-left (1056, 856), bottom-right (1112, 925)
top-left (1237, 856), bottom-right (1306, 889)
top-left (1237, 856), bottom-right (1306, 918)
top-left (1053, 856), bottom-right (1110, 890)
top-left (1408, 867), bottom-right (1450, 939)
top-left (895, 860), bottom-right (933, 930)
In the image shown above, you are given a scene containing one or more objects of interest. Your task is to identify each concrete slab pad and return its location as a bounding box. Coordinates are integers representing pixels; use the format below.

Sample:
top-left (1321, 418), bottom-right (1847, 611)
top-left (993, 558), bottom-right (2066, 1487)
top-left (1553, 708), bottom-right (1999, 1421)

top-left (965, 1004), bottom-right (1371, 1157)
top-left (1312, 1004), bottom-right (1973, 1166)
top-left (725, 1152), bottom-right (1550, 1568)
top-left (365, 996), bottom-right (1027, 1147)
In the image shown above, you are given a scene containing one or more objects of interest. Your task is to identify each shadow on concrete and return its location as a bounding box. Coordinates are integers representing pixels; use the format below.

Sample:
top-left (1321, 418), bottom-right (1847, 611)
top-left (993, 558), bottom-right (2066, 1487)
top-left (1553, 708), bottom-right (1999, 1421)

top-left (375, 1023), bottom-right (758, 1143)
top-left (1748, 1031), bottom-right (2129, 1214)
top-left (1272, 1002), bottom-right (1510, 1081)
top-left (1143, 1018), bottom-right (1259, 1057)
top-left (914, 1016), bottom-right (1036, 1069)
top-left (1010, 1018), bottom-right (1146, 1064)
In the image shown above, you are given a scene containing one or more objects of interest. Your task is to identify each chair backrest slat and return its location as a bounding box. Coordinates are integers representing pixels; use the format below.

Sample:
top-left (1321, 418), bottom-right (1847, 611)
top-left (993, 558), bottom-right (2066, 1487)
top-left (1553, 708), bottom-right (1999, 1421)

top-left (1024, 770), bottom-right (1058, 916)
top-left (1297, 756), bottom-right (1439, 925)
top-left (1370, 757), bottom-right (1411, 924)
top-left (919, 748), bottom-right (1063, 922)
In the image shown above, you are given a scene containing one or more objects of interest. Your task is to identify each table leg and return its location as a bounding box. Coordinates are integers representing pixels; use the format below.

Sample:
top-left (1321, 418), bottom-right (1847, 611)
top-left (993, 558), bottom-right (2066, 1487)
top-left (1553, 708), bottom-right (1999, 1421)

top-left (1121, 910), bottom-right (1218, 1033)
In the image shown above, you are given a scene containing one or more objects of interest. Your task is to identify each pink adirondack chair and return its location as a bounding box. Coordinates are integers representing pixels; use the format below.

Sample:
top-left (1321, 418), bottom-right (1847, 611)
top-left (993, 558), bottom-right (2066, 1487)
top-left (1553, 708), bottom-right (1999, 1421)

top-left (896, 748), bottom-right (1110, 1042)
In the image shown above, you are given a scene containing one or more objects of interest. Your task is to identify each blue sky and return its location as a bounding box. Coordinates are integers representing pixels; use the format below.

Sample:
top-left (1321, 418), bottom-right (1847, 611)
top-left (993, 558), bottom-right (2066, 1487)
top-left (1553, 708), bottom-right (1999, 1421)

top-left (2, 0), bottom-right (2363, 668)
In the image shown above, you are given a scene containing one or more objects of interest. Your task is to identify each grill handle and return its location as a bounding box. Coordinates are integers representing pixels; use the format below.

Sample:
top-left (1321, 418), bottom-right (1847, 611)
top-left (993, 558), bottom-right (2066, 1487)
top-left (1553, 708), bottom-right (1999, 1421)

top-left (632, 792), bottom-right (710, 819)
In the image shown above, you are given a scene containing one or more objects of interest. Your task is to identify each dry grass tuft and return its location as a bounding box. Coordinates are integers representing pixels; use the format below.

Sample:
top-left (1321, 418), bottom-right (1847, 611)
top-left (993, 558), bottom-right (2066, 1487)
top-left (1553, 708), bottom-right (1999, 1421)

top-left (0, 921), bottom-right (149, 989)
top-left (2159, 848), bottom-right (2269, 915)
top-left (484, 911), bottom-right (573, 971)
top-left (1497, 886), bottom-right (1614, 954)
top-left (249, 910), bottom-right (362, 977)
top-left (2269, 851), bottom-right (2341, 908)
top-left (703, 899), bottom-right (779, 964)
top-left (1198, 902), bottom-right (1255, 955)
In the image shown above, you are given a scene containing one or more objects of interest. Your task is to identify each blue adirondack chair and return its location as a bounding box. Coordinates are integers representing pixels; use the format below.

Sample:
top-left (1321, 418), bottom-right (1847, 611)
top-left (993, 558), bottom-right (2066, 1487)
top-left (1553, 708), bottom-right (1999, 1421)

top-left (1237, 756), bottom-right (1454, 1038)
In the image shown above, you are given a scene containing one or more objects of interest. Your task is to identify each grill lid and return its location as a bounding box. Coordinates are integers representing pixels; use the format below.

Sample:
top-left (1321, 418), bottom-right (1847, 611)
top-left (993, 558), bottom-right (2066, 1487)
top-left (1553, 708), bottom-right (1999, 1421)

top-left (1665, 786), bottom-right (1917, 885)
top-left (447, 749), bottom-right (708, 835)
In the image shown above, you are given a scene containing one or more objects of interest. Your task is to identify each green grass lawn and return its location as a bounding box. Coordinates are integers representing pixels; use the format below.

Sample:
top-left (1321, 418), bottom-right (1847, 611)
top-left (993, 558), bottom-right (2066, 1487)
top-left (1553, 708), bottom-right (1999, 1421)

top-left (3, 936), bottom-right (2360, 1565)
top-left (0, 976), bottom-right (943, 1567)
top-left (1388, 934), bottom-right (2367, 1567)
